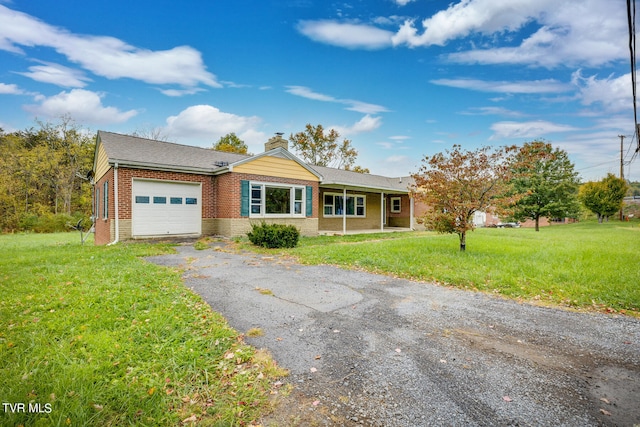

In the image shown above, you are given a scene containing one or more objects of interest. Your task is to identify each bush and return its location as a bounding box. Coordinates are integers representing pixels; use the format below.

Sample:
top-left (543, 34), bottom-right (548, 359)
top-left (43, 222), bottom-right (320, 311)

top-left (17, 212), bottom-right (87, 233)
top-left (247, 222), bottom-right (300, 248)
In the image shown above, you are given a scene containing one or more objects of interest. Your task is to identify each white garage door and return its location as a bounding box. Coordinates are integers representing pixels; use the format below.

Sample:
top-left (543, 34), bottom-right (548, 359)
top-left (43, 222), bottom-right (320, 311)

top-left (132, 179), bottom-right (202, 237)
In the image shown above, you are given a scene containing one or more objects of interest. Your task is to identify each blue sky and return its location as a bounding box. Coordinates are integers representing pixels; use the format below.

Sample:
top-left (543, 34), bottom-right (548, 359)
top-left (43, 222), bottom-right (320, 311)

top-left (0, 0), bottom-right (637, 180)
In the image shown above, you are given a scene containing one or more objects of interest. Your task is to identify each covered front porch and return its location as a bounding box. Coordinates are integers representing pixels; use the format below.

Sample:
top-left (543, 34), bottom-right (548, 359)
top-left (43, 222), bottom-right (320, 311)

top-left (316, 184), bottom-right (415, 235)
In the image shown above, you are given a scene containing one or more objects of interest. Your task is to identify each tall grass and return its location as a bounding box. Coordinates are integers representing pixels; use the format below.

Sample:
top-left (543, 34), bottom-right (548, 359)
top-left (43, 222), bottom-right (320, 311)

top-left (286, 222), bottom-right (640, 313)
top-left (0, 233), bottom-right (285, 426)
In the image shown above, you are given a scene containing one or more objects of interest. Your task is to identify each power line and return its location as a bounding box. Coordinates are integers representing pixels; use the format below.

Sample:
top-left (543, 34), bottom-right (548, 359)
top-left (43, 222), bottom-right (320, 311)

top-left (576, 160), bottom-right (620, 172)
top-left (628, 0), bottom-right (639, 152)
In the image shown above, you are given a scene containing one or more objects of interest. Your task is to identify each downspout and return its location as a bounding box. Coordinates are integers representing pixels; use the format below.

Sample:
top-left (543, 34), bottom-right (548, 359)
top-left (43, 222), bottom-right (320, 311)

top-left (108, 163), bottom-right (119, 245)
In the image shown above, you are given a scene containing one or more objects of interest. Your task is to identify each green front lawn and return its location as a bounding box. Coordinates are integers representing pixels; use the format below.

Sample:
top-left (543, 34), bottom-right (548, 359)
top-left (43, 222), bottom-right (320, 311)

top-left (0, 233), bottom-right (285, 426)
top-left (283, 221), bottom-right (640, 314)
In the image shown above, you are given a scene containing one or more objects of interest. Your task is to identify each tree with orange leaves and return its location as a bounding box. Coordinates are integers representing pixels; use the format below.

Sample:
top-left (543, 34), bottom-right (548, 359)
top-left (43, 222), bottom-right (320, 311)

top-left (411, 144), bottom-right (516, 251)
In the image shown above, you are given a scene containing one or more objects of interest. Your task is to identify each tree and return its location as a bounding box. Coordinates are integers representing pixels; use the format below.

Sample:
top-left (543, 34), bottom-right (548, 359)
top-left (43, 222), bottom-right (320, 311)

top-left (626, 180), bottom-right (640, 197)
top-left (289, 124), bottom-right (358, 169)
top-left (411, 145), bottom-right (515, 251)
top-left (578, 174), bottom-right (629, 222)
top-left (346, 165), bottom-right (370, 174)
top-left (508, 141), bottom-right (580, 231)
top-left (212, 133), bottom-right (249, 154)
top-left (131, 125), bottom-right (170, 141)
top-left (0, 117), bottom-right (94, 232)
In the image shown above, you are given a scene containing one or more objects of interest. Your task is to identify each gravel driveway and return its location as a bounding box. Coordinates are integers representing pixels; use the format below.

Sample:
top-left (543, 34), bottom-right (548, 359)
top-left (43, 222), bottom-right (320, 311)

top-left (148, 243), bottom-right (640, 426)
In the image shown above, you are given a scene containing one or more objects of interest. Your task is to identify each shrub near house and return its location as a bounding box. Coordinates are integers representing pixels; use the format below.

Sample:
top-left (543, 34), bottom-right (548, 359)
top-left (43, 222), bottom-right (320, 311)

top-left (248, 222), bottom-right (300, 248)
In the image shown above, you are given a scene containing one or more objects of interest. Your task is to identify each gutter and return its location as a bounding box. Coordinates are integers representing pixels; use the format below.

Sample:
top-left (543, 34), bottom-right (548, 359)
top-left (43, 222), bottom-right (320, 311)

top-left (321, 181), bottom-right (410, 194)
top-left (107, 162), bottom-right (119, 245)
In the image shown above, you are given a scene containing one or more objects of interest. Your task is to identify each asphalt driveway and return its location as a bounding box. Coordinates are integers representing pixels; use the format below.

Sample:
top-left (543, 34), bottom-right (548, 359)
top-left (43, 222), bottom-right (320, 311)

top-left (147, 243), bottom-right (640, 426)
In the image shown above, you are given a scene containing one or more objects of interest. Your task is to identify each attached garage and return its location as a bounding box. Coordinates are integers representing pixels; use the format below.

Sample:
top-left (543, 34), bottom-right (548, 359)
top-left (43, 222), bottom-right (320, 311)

top-left (132, 179), bottom-right (202, 237)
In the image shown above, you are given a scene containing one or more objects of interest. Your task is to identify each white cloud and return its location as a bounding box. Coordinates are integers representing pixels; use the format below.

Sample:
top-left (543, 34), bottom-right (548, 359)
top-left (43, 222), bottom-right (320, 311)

top-left (286, 85), bottom-right (389, 114)
top-left (286, 85), bottom-right (336, 102)
top-left (0, 5), bottom-right (220, 90)
top-left (0, 82), bottom-right (24, 94)
top-left (439, 0), bottom-right (626, 67)
top-left (377, 135), bottom-right (410, 150)
top-left (392, 0), bottom-right (551, 47)
top-left (296, 20), bottom-right (394, 50)
top-left (329, 114), bottom-right (382, 136)
top-left (393, 0), bottom-right (414, 6)
top-left (387, 154), bottom-right (410, 163)
top-left (377, 141), bottom-right (394, 149)
top-left (299, 0), bottom-right (625, 68)
top-left (490, 120), bottom-right (577, 139)
top-left (18, 62), bottom-right (91, 87)
top-left (344, 99), bottom-right (389, 115)
top-left (237, 128), bottom-right (269, 154)
top-left (164, 105), bottom-right (263, 144)
top-left (24, 89), bottom-right (138, 124)
top-left (460, 106), bottom-right (526, 117)
top-left (554, 125), bottom-right (634, 181)
top-left (380, 154), bottom-right (417, 177)
top-left (159, 87), bottom-right (206, 97)
top-left (572, 71), bottom-right (633, 113)
top-left (431, 78), bottom-right (572, 94)
top-left (221, 81), bottom-right (251, 89)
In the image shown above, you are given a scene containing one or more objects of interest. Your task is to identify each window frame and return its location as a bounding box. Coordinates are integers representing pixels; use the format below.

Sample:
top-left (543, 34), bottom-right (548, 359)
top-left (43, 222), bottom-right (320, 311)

top-left (102, 181), bottom-right (109, 219)
top-left (95, 187), bottom-right (100, 219)
top-left (323, 193), bottom-right (366, 218)
top-left (248, 181), bottom-right (306, 218)
top-left (390, 197), bottom-right (402, 213)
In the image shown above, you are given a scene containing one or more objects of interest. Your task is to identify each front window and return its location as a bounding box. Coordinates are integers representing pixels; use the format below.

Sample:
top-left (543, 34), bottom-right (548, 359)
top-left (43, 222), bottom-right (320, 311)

top-left (391, 197), bottom-right (402, 213)
top-left (250, 182), bottom-right (305, 217)
top-left (323, 193), bottom-right (366, 217)
top-left (265, 186), bottom-right (290, 214)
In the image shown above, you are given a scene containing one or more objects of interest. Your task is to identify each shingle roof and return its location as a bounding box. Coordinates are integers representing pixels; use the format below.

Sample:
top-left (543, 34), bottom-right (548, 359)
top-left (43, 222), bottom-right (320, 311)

top-left (97, 130), bottom-right (412, 192)
top-left (97, 131), bottom-right (249, 173)
top-left (311, 165), bottom-right (412, 193)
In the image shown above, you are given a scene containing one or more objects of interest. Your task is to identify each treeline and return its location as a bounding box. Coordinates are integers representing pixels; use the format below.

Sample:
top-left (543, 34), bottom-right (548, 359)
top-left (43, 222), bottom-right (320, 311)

top-left (0, 117), bottom-right (95, 232)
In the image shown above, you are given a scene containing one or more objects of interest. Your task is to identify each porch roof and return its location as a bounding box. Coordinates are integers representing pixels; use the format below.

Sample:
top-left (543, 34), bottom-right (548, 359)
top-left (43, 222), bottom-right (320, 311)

top-left (312, 165), bottom-right (413, 193)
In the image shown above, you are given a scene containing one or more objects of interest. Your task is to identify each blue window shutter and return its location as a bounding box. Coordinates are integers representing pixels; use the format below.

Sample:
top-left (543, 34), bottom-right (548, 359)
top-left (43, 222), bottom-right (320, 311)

top-left (240, 180), bottom-right (250, 217)
top-left (306, 186), bottom-right (313, 217)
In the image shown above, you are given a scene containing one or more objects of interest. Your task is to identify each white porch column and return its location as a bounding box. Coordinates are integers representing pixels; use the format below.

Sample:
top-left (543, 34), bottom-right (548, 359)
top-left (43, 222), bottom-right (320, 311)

top-left (410, 196), bottom-right (415, 230)
top-left (342, 187), bottom-right (347, 235)
top-left (380, 192), bottom-right (384, 231)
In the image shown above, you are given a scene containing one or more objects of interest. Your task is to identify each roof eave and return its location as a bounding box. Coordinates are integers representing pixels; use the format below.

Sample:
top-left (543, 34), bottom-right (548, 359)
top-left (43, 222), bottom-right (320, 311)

top-left (320, 181), bottom-right (410, 193)
top-left (109, 159), bottom-right (214, 175)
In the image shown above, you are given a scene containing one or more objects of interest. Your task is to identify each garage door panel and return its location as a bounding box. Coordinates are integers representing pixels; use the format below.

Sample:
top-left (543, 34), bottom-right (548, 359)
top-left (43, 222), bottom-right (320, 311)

top-left (132, 180), bottom-right (202, 237)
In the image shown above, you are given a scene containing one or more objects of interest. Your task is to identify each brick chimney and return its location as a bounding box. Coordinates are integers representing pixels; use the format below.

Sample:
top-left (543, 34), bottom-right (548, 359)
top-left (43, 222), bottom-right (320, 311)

top-left (265, 132), bottom-right (288, 151)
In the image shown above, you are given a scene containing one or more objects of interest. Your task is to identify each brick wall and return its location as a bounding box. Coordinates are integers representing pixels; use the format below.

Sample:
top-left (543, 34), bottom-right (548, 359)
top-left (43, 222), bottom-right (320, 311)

top-left (94, 167), bottom-right (320, 243)
top-left (214, 172), bottom-right (319, 219)
top-left (387, 194), bottom-right (412, 227)
top-left (94, 168), bottom-right (114, 245)
top-left (215, 218), bottom-right (318, 237)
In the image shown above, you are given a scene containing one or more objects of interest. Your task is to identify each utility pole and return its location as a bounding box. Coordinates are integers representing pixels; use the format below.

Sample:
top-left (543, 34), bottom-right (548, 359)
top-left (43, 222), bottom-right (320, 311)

top-left (619, 135), bottom-right (625, 221)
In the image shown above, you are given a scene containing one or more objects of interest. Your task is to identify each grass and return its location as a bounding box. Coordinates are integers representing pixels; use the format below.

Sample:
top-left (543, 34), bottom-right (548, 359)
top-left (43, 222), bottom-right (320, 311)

top-left (270, 221), bottom-right (640, 315)
top-left (0, 233), bottom-right (286, 426)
